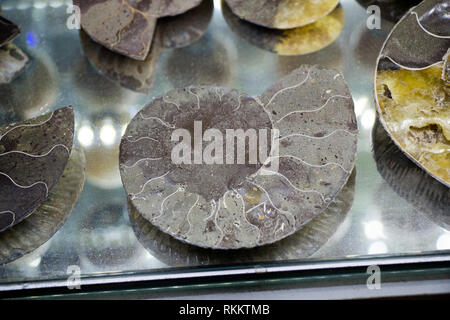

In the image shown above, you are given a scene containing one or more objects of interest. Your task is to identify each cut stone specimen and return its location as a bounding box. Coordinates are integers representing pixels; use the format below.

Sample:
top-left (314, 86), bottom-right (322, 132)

top-left (224, 0), bottom-right (339, 29)
top-left (119, 65), bottom-right (358, 249)
top-left (222, 1), bottom-right (344, 56)
top-left (0, 107), bottom-right (74, 232)
top-left (75, 0), bottom-right (202, 60)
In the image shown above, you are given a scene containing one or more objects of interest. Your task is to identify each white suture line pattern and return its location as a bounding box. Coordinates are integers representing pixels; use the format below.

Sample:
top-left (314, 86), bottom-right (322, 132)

top-left (275, 95), bottom-right (352, 124)
top-left (0, 144), bottom-right (70, 158)
top-left (0, 111), bottom-right (55, 143)
top-left (233, 190), bottom-right (261, 243)
top-left (233, 94), bottom-right (247, 112)
top-left (152, 187), bottom-right (184, 221)
top-left (411, 11), bottom-right (450, 39)
top-left (279, 128), bottom-right (357, 141)
top-left (185, 195), bottom-right (200, 235)
top-left (129, 170), bottom-right (172, 199)
top-left (122, 136), bottom-right (159, 144)
top-left (264, 70), bottom-right (311, 109)
top-left (259, 169), bottom-right (327, 203)
top-left (163, 96), bottom-right (181, 110)
top-left (381, 54), bottom-right (443, 71)
top-left (121, 156), bottom-right (163, 169)
top-left (245, 178), bottom-right (296, 225)
top-left (188, 86), bottom-right (201, 109)
top-left (0, 210), bottom-right (15, 231)
top-left (140, 113), bottom-right (175, 128)
top-left (0, 171), bottom-right (49, 197)
top-left (269, 154), bottom-right (350, 174)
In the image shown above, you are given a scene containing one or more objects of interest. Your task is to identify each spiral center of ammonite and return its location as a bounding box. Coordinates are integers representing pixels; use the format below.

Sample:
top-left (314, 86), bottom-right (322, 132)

top-left (161, 88), bottom-right (273, 201)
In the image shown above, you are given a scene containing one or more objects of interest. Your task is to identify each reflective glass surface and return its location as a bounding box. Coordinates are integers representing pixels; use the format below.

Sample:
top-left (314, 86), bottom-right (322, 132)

top-left (0, 0), bottom-right (448, 287)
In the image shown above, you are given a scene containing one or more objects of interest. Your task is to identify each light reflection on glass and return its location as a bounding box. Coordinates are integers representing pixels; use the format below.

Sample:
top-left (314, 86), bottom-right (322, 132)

top-left (354, 96), bottom-right (368, 118)
top-left (436, 233), bottom-right (450, 250)
top-left (364, 220), bottom-right (385, 240)
top-left (78, 124), bottom-right (94, 147)
top-left (368, 241), bottom-right (388, 254)
top-left (28, 257), bottom-right (41, 268)
top-left (99, 121), bottom-right (117, 146)
top-left (361, 108), bottom-right (375, 130)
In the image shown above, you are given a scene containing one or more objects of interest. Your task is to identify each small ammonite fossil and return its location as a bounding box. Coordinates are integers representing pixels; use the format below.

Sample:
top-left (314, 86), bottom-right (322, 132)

top-left (223, 0), bottom-right (340, 29)
top-left (0, 107), bottom-right (75, 232)
top-left (79, 0), bottom-right (213, 93)
top-left (375, 0), bottom-right (450, 186)
top-left (222, 1), bottom-right (344, 56)
top-left (120, 65), bottom-right (358, 249)
top-left (75, 0), bottom-right (203, 60)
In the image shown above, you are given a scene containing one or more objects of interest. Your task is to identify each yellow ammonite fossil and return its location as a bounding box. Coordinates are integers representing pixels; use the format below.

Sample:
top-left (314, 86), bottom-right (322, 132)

top-left (375, 0), bottom-right (450, 186)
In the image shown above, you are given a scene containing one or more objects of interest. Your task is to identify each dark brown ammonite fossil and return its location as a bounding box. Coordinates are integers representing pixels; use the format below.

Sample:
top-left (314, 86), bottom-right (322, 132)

top-left (119, 65), bottom-right (358, 249)
top-left (75, 0), bottom-right (203, 60)
top-left (0, 107), bottom-right (75, 232)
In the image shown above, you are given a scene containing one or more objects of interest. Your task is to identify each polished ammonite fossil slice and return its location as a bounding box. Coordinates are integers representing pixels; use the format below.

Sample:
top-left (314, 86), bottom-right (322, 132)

top-left (223, 0), bottom-right (339, 29)
top-left (375, 0), bottom-right (450, 186)
top-left (222, 0), bottom-right (344, 56)
top-left (75, 0), bottom-right (202, 60)
top-left (0, 107), bottom-right (74, 232)
top-left (119, 65), bottom-right (358, 249)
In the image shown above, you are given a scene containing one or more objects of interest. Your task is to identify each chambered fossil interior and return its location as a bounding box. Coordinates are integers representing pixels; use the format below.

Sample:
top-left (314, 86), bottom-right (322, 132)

top-left (75, 0), bottom-right (202, 60)
top-left (224, 0), bottom-right (339, 29)
top-left (128, 170), bottom-right (356, 266)
top-left (376, 63), bottom-right (450, 185)
top-left (120, 65), bottom-right (358, 249)
top-left (0, 147), bottom-right (85, 265)
top-left (0, 107), bottom-right (74, 232)
top-left (222, 1), bottom-right (344, 56)
top-left (375, 0), bottom-right (450, 186)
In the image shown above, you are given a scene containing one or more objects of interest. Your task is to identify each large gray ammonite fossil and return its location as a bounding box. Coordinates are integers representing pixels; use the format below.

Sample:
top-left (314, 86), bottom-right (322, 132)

top-left (128, 170), bottom-right (355, 266)
top-left (75, 0), bottom-right (203, 60)
top-left (120, 65), bottom-right (358, 249)
top-left (0, 107), bottom-right (75, 233)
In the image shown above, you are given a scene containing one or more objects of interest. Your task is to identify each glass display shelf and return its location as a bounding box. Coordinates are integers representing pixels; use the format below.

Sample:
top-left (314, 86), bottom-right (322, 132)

top-left (0, 0), bottom-right (448, 297)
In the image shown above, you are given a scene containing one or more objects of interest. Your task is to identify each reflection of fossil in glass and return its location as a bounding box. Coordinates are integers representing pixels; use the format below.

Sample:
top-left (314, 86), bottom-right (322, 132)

top-left (78, 201), bottom-right (144, 269)
top-left (224, 0), bottom-right (339, 29)
top-left (355, 0), bottom-right (422, 22)
top-left (222, 1), bottom-right (344, 56)
top-left (372, 118), bottom-right (449, 230)
top-left (120, 65), bottom-right (358, 249)
top-left (165, 35), bottom-right (234, 88)
top-left (0, 14), bottom-right (29, 84)
top-left (158, 0), bottom-right (214, 49)
top-left (128, 170), bottom-right (355, 266)
top-left (0, 49), bottom-right (58, 121)
top-left (75, 0), bottom-right (202, 60)
top-left (375, 0), bottom-right (450, 186)
top-left (80, 29), bottom-right (161, 94)
top-left (0, 147), bottom-right (85, 265)
top-left (78, 0), bottom-right (212, 93)
top-left (0, 107), bottom-right (85, 264)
